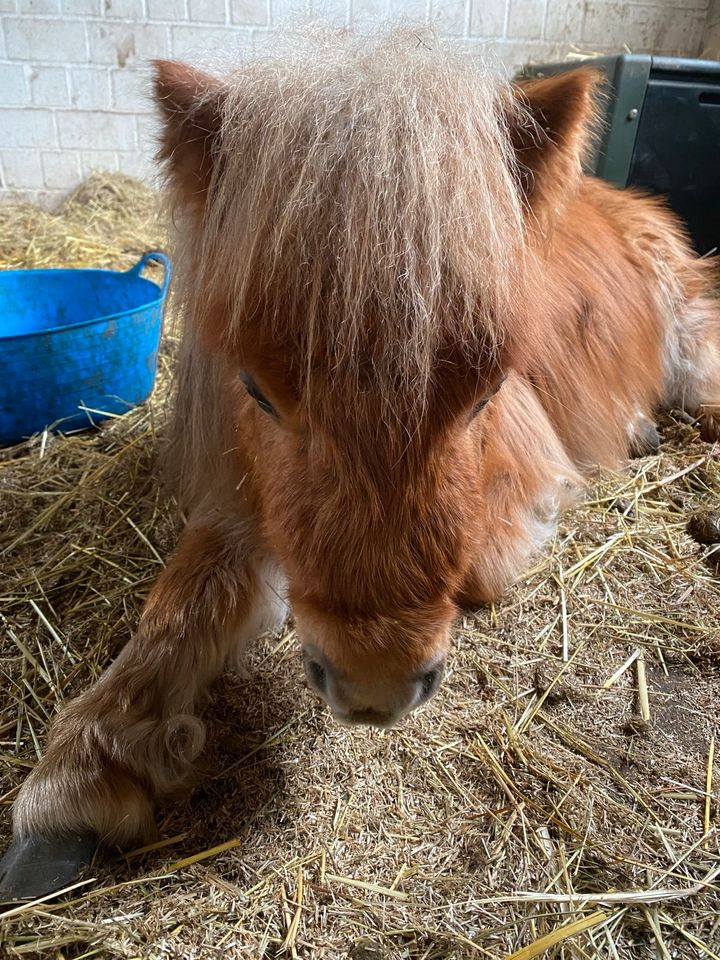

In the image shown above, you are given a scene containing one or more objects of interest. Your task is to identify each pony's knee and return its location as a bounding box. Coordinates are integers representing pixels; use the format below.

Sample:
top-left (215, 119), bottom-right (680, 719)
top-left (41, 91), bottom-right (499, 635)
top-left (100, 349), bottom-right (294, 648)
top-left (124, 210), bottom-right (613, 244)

top-left (459, 500), bottom-right (562, 606)
top-left (225, 555), bottom-right (289, 673)
top-left (662, 299), bottom-right (720, 416)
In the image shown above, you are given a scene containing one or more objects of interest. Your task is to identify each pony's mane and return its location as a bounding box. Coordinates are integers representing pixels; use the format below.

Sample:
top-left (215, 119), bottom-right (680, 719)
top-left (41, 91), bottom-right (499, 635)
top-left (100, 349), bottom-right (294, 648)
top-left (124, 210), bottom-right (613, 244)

top-left (179, 28), bottom-right (531, 416)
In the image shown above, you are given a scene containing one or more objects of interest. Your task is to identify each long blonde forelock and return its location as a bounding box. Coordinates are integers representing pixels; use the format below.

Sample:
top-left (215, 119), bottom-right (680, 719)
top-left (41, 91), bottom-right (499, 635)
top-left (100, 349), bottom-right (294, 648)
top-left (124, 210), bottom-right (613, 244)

top-left (184, 27), bottom-right (528, 415)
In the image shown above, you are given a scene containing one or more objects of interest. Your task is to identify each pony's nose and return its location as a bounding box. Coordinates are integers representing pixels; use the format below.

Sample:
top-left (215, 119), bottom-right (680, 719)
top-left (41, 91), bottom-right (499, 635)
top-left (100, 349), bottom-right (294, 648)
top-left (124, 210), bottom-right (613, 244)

top-left (302, 644), bottom-right (445, 727)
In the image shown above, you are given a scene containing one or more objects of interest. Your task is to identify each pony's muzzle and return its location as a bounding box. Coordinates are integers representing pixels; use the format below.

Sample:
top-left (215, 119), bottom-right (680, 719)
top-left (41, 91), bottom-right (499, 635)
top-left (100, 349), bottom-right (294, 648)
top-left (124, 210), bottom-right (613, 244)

top-left (302, 646), bottom-right (444, 728)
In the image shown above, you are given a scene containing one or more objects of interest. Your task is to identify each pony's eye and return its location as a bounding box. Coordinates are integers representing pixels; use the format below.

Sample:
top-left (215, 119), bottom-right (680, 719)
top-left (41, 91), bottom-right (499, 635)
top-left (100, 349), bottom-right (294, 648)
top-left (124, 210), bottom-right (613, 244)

top-left (471, 374), bottom-right (507, 419)
top-left (471, 396), bottom-right (491, 418)
top-left (239, 370), bottom-right (276, 417)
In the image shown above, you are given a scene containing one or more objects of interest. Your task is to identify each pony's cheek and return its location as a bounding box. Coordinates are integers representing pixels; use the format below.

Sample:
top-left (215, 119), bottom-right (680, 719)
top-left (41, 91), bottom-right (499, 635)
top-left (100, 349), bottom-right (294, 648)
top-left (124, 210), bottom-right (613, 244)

top-left (255, 479), bottom-right (317, 582)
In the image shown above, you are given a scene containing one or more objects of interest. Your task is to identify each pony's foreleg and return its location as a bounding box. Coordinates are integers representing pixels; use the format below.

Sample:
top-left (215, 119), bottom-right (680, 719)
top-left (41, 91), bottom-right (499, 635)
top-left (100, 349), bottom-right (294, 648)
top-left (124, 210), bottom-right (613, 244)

top-left (457, 376), bottom-right (580, 606)
top-left (11, 514), bottom-right (287, 849)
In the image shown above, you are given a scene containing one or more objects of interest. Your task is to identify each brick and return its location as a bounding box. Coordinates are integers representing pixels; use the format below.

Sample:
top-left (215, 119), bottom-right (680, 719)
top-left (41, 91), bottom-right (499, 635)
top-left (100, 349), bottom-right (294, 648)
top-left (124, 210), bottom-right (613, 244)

top-left (0, 0), bottom-right (18, 11)
top-left (506, 0), bottom-right (544, 39)
top-left (582, 2), bottom-right (623, 47)
top-left (622, 4), bottom-right (667, 51)
top-left (469, 0), bottom-right (506, 36)
top-left (170, 23), bottom-right (252, 58)
top-left (4, 18), bottom-right (88, 61)
top-left (323, 0), bottom-right (351, 19)
top-left (117, 150), bottom-right (156, 180)
top-left (600, 3), bottom-right (705, 55)
top-left (658, 12), bottom-right (692, 52)
top-left (349, 0), bottom-right (389, 24)
top-left (271, 0), bottom-right (310, 21)
top-left (2, 150), bottom-right (45, 189)
top-left (77, 149), bottom-right (119, 177)
top-left (103, 0), bottom-right (144, 14)
top-left (87, 20), bottom-right (171, 64)
top-left (231, 0), bottom-right (268, 24)
top-left (386, 0), bottom-right (424, 20)
top-left (582, 1), bottom-right (703, 55)
top-left (249, 26), bottom-right (269, 49)
top-left (111, 66), bottom-right (152, 110)
top-left (483, 38), bottom-right (563, 72)
top-left (449, 34), bottom-right (501, 62)
top-left (28, 65), bottom-right (70, 107)
top-left (656, 8), bottom-right (705, 55)
top-left (57, 111), bottom-right (136, 150)
top-left (705, 18), bottom-right (720, 47)
top-left (4, 110), bottom-right (57, 148)
top-left (136, 113), bottom-right (161, 148)
top-left (430, 0), bottom-right (468, 35)
top-left (68, 67), bottom-right (112, 109)
top-left (0, 64), bottom-right (27, 106)
top-left (148, 0), bottom-right (186, 17)
top-left (42, 150), bottom-right (81, 189)
top-left (18, 0), bottom-right (61, 12)
top-left (188, 0), bottom-right (226, 21)
top-left (63, 0), bottom-right (100, 12)
top-left (544, 0), bottom-right (583, 42)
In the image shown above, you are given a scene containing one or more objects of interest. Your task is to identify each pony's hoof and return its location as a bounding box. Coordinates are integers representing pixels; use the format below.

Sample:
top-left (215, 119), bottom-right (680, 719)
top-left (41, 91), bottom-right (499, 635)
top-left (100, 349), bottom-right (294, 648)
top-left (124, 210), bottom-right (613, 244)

top-left (629, 421), bottom-right (660, 457)
top-left (0, 833), bottom-right (96, 903)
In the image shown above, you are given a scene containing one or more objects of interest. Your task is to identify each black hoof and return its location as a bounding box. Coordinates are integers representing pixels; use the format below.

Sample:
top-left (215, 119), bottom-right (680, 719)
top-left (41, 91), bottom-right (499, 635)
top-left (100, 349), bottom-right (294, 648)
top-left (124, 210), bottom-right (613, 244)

top-left (629, 422), bottom-right (661, 458)
top-left (0, 833), bottom-right (96, 903)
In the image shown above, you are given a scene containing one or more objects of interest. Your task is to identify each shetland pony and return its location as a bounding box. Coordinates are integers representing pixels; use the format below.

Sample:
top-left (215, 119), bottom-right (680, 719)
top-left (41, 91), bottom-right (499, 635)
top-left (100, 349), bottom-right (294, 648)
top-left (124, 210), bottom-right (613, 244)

top-left (6, 31), bottom-right (720, 867)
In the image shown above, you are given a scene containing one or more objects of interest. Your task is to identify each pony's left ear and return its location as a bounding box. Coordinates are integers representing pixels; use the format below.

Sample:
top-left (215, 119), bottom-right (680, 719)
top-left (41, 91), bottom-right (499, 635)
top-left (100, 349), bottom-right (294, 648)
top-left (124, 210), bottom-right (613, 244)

top-left (152, 60), bottom-right (225, 208)
top-left (510, 69), bottom-right (600, 216)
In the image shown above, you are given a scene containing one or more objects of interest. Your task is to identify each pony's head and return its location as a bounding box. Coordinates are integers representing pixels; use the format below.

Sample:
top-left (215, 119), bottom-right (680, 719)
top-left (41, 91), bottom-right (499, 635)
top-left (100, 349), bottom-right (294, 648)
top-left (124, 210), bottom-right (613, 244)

top-left (154, 30), bottom-right (597, 726)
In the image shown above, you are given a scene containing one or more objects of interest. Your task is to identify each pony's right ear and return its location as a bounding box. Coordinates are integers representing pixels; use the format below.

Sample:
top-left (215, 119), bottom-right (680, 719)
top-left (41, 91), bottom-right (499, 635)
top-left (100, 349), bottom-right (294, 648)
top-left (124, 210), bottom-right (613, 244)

top-left (509, 69), bottom-right (600, 220)
top-left (152, 60), bottom-right (225, 207)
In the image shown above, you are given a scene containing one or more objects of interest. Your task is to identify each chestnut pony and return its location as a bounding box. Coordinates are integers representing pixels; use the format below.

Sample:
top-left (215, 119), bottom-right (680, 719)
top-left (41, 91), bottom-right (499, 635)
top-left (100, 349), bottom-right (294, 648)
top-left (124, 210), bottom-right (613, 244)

top-left (9, 32), bottom-right (720, 850)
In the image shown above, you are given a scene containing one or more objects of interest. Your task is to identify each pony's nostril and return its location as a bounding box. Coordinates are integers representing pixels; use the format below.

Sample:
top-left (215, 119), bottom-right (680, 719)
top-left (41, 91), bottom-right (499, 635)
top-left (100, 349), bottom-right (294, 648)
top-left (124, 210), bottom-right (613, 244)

top-left (306, 658), bottom-right (326, 693)
top-left (418, 666), bottom-right (442, 703)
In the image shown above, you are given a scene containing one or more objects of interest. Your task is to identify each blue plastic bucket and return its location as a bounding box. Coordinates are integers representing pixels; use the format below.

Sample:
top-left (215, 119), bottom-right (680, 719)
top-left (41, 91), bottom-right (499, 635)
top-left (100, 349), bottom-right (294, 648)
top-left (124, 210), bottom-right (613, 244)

top-left (0, 251), bottom-right (171, 446)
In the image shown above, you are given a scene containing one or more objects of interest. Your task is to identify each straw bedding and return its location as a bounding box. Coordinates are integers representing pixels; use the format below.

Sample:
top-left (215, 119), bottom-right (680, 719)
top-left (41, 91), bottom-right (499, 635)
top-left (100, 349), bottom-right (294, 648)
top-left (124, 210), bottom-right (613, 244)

top-left (0, 174), bottom-right (718, 959)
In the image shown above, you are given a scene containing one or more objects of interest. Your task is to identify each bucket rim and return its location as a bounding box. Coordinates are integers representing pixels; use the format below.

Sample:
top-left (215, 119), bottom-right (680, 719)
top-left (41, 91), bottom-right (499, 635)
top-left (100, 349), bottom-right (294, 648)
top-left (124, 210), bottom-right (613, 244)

top-left (0, 252), bottom-right (171, 342)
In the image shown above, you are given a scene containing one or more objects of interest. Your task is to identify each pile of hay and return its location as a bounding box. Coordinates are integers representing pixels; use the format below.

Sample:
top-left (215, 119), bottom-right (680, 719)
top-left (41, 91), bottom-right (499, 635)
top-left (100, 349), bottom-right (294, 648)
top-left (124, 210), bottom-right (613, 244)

top-left (0, 174), bottom-right (166, 273)
top-left (1, 175), bottom-right (718, 959)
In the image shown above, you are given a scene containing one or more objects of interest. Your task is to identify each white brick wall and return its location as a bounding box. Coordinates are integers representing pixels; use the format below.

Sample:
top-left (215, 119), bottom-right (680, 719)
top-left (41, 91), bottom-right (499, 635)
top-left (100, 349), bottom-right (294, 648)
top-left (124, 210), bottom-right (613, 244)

top-left (0, 0), bottom-right (714, 203)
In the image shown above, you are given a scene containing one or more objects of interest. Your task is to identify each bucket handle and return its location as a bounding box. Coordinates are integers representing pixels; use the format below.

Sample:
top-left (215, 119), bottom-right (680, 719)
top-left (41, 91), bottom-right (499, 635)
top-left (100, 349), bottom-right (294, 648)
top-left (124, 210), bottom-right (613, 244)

top-left (127, 251), bottom-right (172, 300)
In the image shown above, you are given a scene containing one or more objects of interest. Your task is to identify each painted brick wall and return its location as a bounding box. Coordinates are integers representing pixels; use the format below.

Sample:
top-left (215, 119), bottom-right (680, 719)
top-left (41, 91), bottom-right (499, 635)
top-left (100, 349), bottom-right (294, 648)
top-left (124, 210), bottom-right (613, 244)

top-left (704, 0), bottom-right (720, 57)
top-left (0, 0), bottom-right (713, 203)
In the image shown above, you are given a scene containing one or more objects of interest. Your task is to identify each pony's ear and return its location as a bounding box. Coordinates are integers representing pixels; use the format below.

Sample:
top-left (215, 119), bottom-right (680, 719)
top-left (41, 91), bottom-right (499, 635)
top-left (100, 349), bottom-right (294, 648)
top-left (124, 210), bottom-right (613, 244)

top-left (152, 60), bottom-right (224, 206)
top-left (510, 69), bottom-right (600, 217)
